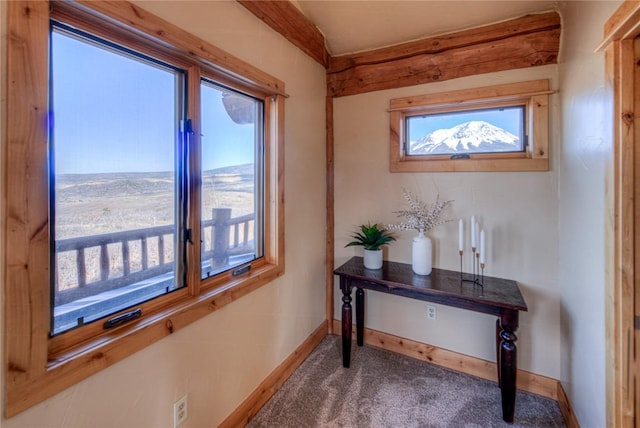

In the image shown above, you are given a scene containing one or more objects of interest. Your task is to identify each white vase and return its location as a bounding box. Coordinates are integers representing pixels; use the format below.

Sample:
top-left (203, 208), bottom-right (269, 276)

top-left (412, 230), bottom-right (432, 275)
top-left (363, 249), bottom-right (383, 269)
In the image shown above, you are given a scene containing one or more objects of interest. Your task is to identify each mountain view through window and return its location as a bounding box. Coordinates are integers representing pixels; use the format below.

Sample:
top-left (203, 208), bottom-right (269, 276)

top-left (406, 106), bottom-right (525, 156)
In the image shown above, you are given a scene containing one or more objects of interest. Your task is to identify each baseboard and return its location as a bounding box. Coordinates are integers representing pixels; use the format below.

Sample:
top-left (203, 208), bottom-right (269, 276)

top-left (331, 319), bottom-right (558, 400)
top-left (557, 381), bottom-right (581, 428)
top-left (219, 322), bottom-right (328, 428)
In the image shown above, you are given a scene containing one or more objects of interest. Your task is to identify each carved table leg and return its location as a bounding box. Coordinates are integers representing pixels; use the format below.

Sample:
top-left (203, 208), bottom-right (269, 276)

top-left (356, 288), bottom-right (364, 346)
top-left (340, 277), bottom-right (353, 368)
top-left (498, 311), bottom-right (519, 423)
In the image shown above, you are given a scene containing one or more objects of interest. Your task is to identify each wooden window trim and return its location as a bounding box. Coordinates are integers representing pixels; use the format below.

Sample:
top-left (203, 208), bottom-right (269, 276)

top-left (5, 0), bottom-right (285, 417)
top-left (389, 79), bottom-right (551, 173)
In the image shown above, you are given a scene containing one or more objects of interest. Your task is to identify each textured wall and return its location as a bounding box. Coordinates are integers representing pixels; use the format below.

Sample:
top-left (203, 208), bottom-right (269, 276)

top-left (0, 1), bottom-right (327, 426)
top-left (558, 2), bottom-right (621, 427)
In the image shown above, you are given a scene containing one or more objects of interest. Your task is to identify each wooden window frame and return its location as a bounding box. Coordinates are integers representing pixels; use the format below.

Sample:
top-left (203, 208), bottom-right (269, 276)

top-left (389, 80), bottom-right (551, 172)
top-left (5, 0), bottom-right (285, 417)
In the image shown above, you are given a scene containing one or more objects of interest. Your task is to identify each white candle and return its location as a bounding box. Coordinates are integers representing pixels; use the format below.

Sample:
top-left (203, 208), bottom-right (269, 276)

top-left (480, 230), bottom-right (486, 264)
top-left (471, 216), bottom-right (476, 249)
top-left (458, 219), bottom-right (464, 252)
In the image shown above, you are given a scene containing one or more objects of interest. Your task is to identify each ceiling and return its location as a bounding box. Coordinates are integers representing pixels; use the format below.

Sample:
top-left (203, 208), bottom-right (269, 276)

top-left (293, 0), bottom-right (560, 56)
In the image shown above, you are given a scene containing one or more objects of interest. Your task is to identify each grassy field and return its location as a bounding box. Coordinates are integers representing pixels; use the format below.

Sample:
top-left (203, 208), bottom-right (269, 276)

top-left (55, 164), bottom-right (255, 238)
top-left (54, 164), bottom-right (256, 291)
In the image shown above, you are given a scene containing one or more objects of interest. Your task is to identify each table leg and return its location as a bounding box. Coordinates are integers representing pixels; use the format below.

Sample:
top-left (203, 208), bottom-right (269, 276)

top-left (498, 311), bottom-right (519, 423)
top-left (496, 318), bottom-right (502, 388)
top-left (356, 288), bottom-right (364, 346)
top-left (340, 277), bottom-right (353, 368)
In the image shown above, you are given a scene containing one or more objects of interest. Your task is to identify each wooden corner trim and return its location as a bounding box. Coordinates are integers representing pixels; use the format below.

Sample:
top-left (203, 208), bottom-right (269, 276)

top-left (219, 322), bottom-right (328, 427)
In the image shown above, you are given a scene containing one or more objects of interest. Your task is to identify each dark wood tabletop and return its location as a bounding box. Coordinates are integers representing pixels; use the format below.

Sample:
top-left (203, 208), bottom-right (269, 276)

top-left (334, 256), bottom-right (528, 316)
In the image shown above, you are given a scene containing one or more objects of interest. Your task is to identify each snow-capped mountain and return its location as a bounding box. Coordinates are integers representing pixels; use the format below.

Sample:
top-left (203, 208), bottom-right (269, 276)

top-left (410, 121), bottom-right (521, 155)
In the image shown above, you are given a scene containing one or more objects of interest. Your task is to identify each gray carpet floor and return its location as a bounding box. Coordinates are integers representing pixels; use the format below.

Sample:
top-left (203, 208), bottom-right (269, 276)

top-left (248, 336), bottom-right (565, 428)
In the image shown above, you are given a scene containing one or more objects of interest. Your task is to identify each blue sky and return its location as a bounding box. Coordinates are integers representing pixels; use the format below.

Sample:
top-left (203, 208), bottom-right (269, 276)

top-left (52, 29), bottom-right (255, 175)
top-left (406, 106), bottom-right (524, 142)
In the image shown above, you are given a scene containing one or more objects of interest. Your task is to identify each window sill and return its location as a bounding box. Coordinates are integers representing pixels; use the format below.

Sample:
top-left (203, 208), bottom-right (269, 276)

top-left (390, 157), bottom-right (549, 172)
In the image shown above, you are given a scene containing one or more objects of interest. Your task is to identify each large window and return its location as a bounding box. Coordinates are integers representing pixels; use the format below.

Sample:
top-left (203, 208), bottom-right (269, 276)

top-left (51, 24), bottom-right (188, 335)
top-left (389, 80), bottom-right (551, 172)
top-left (5, 1), bottom-right (284, 416)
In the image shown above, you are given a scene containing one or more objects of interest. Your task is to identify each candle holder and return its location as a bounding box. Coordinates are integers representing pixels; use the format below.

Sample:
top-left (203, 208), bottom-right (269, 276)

top-left (461, 246), bottom-right (484, 287)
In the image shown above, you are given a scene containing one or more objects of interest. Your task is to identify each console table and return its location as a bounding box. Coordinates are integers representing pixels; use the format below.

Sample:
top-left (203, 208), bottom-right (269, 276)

top-left (334, 256), bottom-right (528, 423)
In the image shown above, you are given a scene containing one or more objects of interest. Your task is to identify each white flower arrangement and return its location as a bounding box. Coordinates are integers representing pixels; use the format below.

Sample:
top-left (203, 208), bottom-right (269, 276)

top-left (387, 189), bottom-right (453, 233)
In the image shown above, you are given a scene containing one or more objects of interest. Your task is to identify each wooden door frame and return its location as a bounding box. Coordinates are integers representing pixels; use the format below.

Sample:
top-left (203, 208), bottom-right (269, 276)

top-left (599, 2), bottom-right (640, 426)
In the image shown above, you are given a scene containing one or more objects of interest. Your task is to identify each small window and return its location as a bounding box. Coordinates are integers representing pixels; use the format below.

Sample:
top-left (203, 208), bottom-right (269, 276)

top-left (390, 80), bottom-right (551, 172)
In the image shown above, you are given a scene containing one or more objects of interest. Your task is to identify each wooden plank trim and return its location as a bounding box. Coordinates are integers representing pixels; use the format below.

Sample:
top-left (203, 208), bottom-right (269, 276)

top-left (327, 28), bottom-right (560, 98)
top-left (5, 0), bottom-right (51, 390)
top-left (326, 96), bottom-right (334, 334)
top-left (237, 0), bottom-right (329, 68)
top-left (390, 158), bottom-right (549, 173)
top-left (329, 11), bottom-right (560, 74)
top-left (388, 89), bottom-right (555, 112)
top-left (69, 0), bottom-right (287, 96)
top-left (609, 39), bottom-right (636, 428)
top-left (219, 322), bottom-right (328, 427)
top-left (557, 382), bottom-right (581, 428)
top-left (389, 79), bottom-right (550, 111)
top-left (597, 1), bottom-right (640, 52)
top-left (331, 320), bottom-right (558, 400)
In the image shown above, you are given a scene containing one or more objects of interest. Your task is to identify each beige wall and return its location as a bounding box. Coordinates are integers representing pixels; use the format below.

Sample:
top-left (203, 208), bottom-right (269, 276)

top-left (0, 1), bottom-right (326, 426)
top-left (558, 2), bottom-right (621, 426)
top-left (0, 0), bottom-right (625, 426)
top-left (334, 64), bottom-right (561, 378)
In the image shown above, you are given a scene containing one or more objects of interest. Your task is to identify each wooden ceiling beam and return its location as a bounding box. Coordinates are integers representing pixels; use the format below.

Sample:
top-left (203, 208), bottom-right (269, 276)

top-left (235, 2), bottom-right (560, 97)
top-left (327, 11), bottom-right (561, 97)
top-left (237, 0), bottom-right (330, 68)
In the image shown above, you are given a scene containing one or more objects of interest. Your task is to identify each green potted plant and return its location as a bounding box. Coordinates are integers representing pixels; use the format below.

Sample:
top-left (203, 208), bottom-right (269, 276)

top-left (345, 223), bottom-right (396, 269)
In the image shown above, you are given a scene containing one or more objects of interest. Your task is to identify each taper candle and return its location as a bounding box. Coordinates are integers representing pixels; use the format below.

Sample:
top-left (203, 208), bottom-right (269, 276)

top-left (471, 216), bottom-right (476, 248)
top-left (480, 230), bottom-right (486, 264)
top-left (458, 219), bottom-right (464, 252)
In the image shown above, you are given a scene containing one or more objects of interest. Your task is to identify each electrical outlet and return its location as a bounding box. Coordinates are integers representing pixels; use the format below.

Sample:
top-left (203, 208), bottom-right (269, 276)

top-left (427, 305), bottom-right (436, 320)
top-left (174, 394), bottom-right (188, 428)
